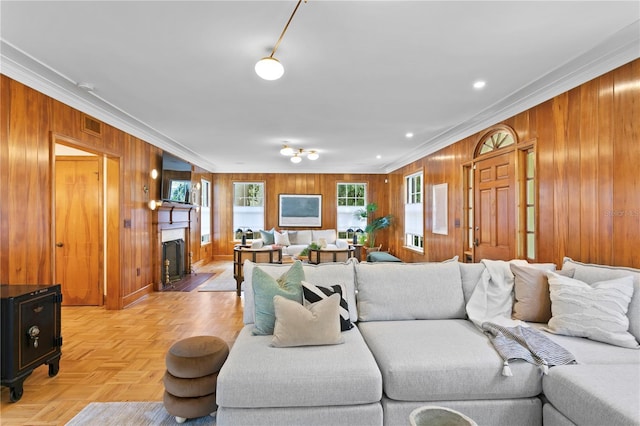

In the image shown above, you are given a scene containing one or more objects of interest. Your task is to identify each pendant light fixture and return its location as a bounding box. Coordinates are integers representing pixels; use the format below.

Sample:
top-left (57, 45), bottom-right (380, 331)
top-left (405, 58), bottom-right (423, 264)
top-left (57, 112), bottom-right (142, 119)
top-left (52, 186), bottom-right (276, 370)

top-left (279, 144), bottom-right (319, 163)
top-left (255, 0), bottom-right (307, 81)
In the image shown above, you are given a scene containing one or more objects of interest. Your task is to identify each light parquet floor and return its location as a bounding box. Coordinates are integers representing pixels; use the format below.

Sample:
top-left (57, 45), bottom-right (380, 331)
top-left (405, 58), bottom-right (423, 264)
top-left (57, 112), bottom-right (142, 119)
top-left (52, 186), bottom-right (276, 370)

top-left (0, 261), bottom-right (243, 425)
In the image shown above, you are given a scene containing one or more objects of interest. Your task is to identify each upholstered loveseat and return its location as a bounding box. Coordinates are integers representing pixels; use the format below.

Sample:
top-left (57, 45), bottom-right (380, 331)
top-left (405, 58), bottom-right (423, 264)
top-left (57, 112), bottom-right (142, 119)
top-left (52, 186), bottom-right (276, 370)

top-left (250, 228), bottom-right (349, 256)
top-left (216, 257), bottom-right (640, 425)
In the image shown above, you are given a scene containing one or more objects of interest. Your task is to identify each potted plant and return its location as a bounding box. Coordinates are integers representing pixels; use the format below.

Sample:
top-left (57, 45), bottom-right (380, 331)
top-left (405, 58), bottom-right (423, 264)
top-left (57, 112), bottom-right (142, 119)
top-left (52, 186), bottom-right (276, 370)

top-left (354, 203), bottom-right (393, 250)
top-left (297, 242), bottom-right (321, 260)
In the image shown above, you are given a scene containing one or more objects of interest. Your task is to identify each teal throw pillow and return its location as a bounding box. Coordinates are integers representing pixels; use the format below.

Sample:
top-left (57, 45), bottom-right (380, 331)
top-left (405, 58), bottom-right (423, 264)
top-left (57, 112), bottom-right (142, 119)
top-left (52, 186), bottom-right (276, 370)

top-left (259, 228), bottom-right (275, 245)
top-left (252, 261), bottom-right (305, 335)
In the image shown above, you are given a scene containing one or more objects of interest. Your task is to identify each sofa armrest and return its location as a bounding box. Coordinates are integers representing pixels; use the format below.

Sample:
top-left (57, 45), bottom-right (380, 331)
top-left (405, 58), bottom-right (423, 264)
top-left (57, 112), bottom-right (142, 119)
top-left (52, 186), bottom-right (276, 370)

top-left (336, 239), bottom-right (349, 249)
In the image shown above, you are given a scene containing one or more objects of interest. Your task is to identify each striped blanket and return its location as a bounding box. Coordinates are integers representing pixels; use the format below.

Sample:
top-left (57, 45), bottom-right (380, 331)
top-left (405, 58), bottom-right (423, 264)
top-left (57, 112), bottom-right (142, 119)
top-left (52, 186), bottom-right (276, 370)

top-left (483, 322), bottom-right (577, 377)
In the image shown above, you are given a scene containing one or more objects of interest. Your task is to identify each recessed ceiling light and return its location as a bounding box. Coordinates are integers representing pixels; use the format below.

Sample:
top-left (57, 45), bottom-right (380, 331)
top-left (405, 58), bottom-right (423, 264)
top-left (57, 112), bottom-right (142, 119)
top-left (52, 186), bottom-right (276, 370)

top-left (473, 80), bottom-right (486, 89)
top-left (376, 155), bottom-right (382, 159)
top-left (405, 132), bottom-right (414, 139)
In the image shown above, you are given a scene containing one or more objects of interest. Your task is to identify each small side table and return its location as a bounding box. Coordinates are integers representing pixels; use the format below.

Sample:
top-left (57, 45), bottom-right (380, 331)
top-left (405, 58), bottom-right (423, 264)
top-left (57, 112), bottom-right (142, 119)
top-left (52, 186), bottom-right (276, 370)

top-left (349, 244), bottom-right (364, 261)
top-left (308, 247), bottom-right (356, 264)
top-left (233, 246), bottom-right (283, 296)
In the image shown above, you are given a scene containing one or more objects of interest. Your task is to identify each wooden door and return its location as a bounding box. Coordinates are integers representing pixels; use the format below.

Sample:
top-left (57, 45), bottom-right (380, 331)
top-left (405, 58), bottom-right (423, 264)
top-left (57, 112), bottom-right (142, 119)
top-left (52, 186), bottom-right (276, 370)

top-left (474, 151), bottom-right (515, 261)
top-left (55, 157), bottom-right (102, 305)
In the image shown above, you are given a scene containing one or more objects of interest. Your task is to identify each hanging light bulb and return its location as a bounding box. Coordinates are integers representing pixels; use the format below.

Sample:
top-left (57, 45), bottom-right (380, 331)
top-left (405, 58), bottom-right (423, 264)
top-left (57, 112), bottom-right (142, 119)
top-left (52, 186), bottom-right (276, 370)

top-left (280, 145), bottom-right (294, 156)
top-left (290, 154), bottom-right (302, 164)
top-left (255, 0), bottom-right (306, 81)
top-left (307, 150), bottom-right (319, 160)
top-left (255, 57), bottom-right (284, 81)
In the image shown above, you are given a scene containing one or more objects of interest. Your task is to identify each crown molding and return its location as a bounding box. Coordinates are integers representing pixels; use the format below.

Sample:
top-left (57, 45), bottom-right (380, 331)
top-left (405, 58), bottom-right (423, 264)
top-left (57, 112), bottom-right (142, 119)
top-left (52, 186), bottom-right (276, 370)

top-left (383, 20), bottom-right (640, 174)
top-left (0, 40), bottom-right (218, 172)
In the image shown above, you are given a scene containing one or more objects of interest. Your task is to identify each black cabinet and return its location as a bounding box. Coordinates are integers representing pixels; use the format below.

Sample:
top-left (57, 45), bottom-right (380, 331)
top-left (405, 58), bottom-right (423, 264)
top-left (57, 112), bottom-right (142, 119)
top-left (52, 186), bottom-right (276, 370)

top-left (1, 284), bottom-right (62, 402)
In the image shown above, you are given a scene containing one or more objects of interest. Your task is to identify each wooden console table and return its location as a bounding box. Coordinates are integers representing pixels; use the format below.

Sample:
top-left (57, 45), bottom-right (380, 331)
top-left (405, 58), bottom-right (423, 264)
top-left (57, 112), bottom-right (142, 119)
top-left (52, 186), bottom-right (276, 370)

top-left (233, 246), bottom-right (283, 296)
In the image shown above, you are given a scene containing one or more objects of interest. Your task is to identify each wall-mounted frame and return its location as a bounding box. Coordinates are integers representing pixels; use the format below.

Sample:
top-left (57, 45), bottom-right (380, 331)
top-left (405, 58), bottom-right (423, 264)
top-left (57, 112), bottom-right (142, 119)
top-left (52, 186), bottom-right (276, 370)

top-left (432, 183), bottom-right (448, 235)
top-left (279, 194), bottom-right (322, 227)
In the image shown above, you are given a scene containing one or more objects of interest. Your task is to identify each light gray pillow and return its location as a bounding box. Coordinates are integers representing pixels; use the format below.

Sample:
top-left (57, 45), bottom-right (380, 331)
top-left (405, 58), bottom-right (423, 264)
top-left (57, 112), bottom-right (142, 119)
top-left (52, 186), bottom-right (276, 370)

top-left (562, 257), bottom-right (640, 343)
top-left (271, 294), bottom-right (344, 348)
top-left (546, 272), bottom-right (639, 349)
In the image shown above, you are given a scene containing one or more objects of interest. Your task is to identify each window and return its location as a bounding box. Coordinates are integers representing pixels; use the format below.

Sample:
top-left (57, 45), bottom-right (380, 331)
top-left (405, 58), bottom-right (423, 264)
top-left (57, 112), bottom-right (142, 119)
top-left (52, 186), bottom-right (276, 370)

top-left (200, 179), bottom-right (211, 244)
top-left (524, 148), bottom-right (536, 260)
top-left (233, 182), bottom-right (264, 239)
top-left (336, 183), bottom-right (367, 239)
top-left (404, 172), bottom-right (423, 251)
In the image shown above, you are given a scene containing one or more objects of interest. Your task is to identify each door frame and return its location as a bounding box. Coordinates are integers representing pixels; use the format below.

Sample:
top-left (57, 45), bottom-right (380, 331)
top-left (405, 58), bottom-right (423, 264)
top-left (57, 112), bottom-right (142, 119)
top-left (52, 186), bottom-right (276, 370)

top-left (462, 124), bottom-right (537, 262)
top-left (50, 133), bottom-right (122, 308)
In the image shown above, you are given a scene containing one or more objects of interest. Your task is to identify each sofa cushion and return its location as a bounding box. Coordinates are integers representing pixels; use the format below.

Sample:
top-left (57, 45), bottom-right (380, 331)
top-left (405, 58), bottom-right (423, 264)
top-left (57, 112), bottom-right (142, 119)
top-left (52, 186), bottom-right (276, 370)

top-left (217, 326), bottom-right (382, 408)
top-left (243, 260), bottom-right (358, 324)
top-left (252, 261), bottom-right (304, 335)
top-left (291, 230), bottom-right (312, 245)
top-left (562, 257), bottom-right (640, 344)
top-left (271, 294), bottom-right (343, 348)
top-left (358, 320), bottom-right (542, 401)
top-left (546, 272), bottom-right (638, 349)
top-left (356, 261), bottom-right (465, 321)
top-left (529, 323), bottom-right (640, 364)
top-left (543, 364), bottom-right (640, 426)
top-left (302, 281), bottom-right (353, 331)
top-left (312, 229), bottom-right (336, 244)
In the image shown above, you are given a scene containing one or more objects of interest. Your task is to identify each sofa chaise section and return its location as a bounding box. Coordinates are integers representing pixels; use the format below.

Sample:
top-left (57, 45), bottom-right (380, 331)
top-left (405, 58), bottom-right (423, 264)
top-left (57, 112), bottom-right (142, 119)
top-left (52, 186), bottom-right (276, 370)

top-left (217, 259), bottom-right (383, 425)
top-left (216, 326), bottom-right (383, 425)
top-left (542, 364), bottom-right (640, 426)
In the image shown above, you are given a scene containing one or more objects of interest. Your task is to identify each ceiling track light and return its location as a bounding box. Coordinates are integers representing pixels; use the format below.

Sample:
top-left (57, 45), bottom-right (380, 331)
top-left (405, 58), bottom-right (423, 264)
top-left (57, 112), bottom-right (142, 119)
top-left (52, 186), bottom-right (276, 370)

top-left (279, 144), bottom-right (319, 163)
top-left (255, 0), bottom-right (307, 80)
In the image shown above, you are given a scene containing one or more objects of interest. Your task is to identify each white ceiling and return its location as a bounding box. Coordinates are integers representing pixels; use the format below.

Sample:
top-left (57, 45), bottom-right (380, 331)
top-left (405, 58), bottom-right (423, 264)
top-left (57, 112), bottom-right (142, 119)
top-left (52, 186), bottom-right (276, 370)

top-left (2, 1), bottom-right (639, 174)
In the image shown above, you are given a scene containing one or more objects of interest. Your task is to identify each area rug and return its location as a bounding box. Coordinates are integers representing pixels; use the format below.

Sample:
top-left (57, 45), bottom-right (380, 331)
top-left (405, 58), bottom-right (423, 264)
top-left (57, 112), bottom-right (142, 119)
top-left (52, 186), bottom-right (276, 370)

top-left (197, 269), bottom-right (238, 293)
top-left (66, 401), bottom-right (216, 425)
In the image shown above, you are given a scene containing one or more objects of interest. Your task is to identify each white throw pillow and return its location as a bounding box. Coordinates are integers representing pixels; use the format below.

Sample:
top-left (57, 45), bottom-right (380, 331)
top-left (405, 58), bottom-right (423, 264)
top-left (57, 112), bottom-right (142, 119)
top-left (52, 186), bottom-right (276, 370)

top-left (545, 272), bottom-right (639, 349)
top-left (274, 230), bottom-right (291, 246)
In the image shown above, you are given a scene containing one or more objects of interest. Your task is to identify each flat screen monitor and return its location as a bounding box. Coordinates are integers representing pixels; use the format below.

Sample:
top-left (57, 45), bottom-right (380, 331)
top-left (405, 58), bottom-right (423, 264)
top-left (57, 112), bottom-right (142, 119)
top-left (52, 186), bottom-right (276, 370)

top-left (161, 152), bottom-right (192, 203)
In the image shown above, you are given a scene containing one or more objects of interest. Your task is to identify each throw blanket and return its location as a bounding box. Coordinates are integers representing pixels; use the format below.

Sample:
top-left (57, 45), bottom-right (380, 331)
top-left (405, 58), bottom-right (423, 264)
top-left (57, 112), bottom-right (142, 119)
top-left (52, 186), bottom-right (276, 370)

top-left (466, 259), bottom-right (528, 329)
top-left (483, 322), bottom-right (577, 376)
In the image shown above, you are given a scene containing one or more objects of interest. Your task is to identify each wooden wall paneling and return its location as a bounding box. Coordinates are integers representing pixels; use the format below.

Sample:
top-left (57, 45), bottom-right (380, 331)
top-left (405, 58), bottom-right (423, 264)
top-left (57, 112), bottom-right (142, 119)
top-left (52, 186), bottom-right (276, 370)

top-left (596, 71), bottom-right (615, 266)
top-left (211, 173), bottom-right (389, 258)
top-left (578, 79), bottom-right (600, 263)
top-left (0, 76), bottom-right (8, 282)
top-left (51, 98), bottom-right (103, 149)
top-left (105, 155), bottom-right (121, 309)
top-left (612, 61), bottom-right (640, 267)
top-left (565, 89), bottom-right (584, 262)
top-left (533, 100), bottom-right (556, 264)
top-left (1, 77), bottom-right (53, 284)
top-left (551, 93), bottom-right (571, 264)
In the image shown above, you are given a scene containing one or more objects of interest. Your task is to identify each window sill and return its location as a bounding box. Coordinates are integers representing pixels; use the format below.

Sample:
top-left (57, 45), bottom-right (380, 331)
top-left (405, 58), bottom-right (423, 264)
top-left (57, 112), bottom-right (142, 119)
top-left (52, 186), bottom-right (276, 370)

top-left (402, 246), bottom-right (424, 254)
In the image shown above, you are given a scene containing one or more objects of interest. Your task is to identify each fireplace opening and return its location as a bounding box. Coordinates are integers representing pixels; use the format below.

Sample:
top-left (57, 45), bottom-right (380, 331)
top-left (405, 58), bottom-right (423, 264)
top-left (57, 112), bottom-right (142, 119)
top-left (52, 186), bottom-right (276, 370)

top-left (162, 239), bottom-right (185, 283)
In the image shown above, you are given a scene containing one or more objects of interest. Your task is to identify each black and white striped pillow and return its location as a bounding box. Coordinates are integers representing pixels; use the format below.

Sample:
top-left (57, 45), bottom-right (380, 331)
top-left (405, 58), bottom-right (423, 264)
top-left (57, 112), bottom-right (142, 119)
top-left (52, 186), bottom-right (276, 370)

top-left (302, 281), bottom-right (353, 331)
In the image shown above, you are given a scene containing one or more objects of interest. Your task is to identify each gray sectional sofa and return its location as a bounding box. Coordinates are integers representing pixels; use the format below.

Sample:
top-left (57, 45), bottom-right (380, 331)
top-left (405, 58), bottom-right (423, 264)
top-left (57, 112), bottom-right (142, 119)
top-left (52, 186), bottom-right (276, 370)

top-left (216, 258), bottom-right (640, 426)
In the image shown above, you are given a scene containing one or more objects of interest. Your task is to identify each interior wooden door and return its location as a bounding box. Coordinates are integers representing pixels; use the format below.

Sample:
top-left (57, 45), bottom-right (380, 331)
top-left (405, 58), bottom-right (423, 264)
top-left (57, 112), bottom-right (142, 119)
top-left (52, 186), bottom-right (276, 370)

top-left (55, 156), bottom-right (103, 305)
top-left (473, 151), bottom-right (515, 261)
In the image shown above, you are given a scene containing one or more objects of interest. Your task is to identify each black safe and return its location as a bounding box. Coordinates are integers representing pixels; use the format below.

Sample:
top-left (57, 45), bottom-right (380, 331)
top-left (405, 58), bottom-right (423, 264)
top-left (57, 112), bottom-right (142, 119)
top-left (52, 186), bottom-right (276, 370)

top-left (1, 284), bottom-right (63, 402)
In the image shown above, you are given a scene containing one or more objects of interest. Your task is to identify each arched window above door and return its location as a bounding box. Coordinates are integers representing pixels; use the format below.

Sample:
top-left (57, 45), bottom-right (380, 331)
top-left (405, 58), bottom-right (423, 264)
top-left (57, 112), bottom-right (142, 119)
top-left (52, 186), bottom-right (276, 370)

top-left (475, 125), bottom-right (517, 157)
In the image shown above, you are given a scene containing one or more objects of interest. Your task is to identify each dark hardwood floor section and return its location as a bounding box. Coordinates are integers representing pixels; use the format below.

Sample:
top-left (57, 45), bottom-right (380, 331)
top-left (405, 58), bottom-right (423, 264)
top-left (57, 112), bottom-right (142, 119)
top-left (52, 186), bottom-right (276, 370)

top-left (0, 261), bottom-right (243, 425)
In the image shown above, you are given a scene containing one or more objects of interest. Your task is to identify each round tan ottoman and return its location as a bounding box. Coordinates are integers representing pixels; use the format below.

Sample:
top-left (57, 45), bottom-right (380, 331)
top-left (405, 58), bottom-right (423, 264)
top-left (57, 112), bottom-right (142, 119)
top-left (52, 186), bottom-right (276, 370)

top-left (163, 336), bottom-right (229, 424)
